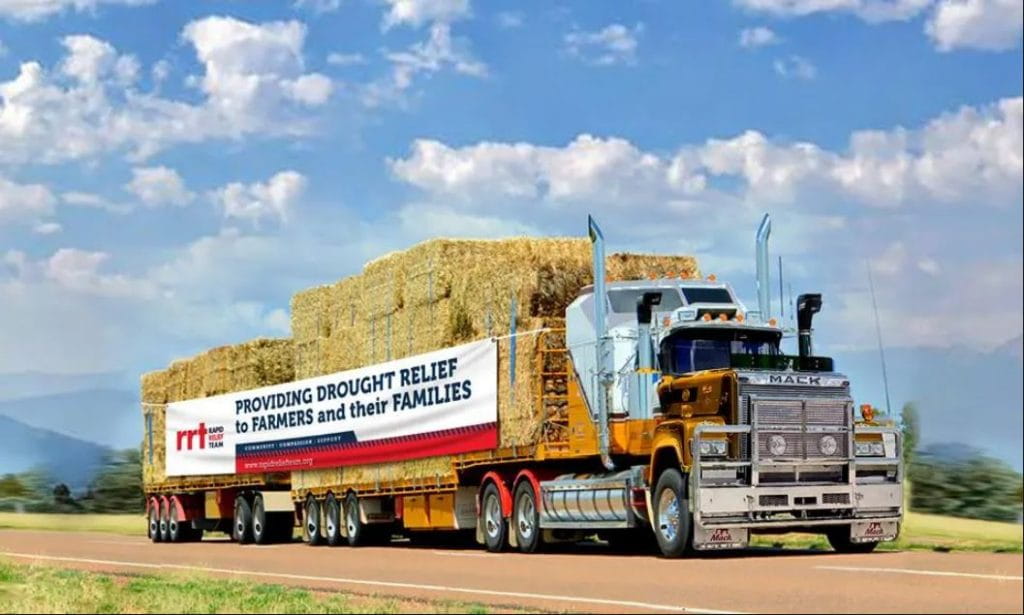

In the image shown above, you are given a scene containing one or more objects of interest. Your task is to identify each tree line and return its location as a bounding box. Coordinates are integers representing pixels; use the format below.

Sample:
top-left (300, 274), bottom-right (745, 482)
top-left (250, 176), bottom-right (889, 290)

top-left (0, 449), bottom-right (143, 514)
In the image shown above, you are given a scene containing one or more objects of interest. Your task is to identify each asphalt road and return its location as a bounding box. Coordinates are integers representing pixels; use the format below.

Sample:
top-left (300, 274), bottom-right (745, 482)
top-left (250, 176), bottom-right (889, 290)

top-left (1, 530), bottom-right (1021, 613)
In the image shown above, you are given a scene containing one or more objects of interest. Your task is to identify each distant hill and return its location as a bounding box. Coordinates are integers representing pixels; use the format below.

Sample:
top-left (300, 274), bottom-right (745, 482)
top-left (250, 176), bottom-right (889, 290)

top-left (0, 415), bottom-right (110, 489)
top-left (0, 389), bottom-right (140, 450)
top-left (0, 371), bottom-right (131, 402)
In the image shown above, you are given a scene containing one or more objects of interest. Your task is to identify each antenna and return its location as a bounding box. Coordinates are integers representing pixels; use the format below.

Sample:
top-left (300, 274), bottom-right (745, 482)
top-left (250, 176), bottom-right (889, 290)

top-left (866, 260), bottom-right (893, 417)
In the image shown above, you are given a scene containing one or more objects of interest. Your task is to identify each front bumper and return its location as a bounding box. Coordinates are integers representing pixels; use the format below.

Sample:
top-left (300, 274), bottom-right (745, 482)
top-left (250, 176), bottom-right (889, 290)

top-left (690, 424), bottom-right (903, 548)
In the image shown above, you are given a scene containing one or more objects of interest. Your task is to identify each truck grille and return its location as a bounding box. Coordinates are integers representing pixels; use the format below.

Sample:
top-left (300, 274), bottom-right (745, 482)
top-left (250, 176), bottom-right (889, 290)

top-left (756, 431), bottom-right (849, 458)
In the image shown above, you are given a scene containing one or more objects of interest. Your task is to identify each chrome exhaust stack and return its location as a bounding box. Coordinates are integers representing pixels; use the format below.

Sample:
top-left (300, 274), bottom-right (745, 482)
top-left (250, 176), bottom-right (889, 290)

top-left (755, 213), bottom-right (772, 322)
top-left (588, 215), bottom-right (615, 471)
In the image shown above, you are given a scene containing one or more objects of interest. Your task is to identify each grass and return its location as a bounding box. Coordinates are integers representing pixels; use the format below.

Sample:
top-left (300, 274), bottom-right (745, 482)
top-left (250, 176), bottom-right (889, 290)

top-left (0, 559), bottom-right (507, 614)
top-left (750, 510), bottom-right (1023, 553)
top-left (0, 512), bottom-right (143, 536)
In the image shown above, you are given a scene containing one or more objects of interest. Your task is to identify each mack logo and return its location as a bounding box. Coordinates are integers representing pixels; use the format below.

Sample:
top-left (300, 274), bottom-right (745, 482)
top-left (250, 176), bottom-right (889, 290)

top-left (710, 528), bottom-right (733, 542)
top-left (769, 374), bottom-right (821, 385)
top-left (864, 522), bottom-right (884, 536)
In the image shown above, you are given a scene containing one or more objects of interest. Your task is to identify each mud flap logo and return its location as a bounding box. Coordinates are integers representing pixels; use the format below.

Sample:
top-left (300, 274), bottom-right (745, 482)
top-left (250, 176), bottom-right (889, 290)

top-left (710, 528), bottom-right (733, 542)
top-left (864, 522), bottom-right (884, 537)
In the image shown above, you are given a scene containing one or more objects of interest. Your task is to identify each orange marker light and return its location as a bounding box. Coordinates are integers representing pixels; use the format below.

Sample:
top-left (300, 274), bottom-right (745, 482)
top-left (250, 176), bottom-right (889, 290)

top-left (735, 313), bottom-right (745, 322)
top-left (719, 313), bottom-right (728, 321)
top-left (701, 313), bottom-right (712, 321)
top-left (662, 316), bottom-right (671, 327)
top-left (768, 318), bottom-right (777, 327)
top-left (860, 404), bottom-right (875, 422)
top-left (707, 274), bottom-right (717, 282)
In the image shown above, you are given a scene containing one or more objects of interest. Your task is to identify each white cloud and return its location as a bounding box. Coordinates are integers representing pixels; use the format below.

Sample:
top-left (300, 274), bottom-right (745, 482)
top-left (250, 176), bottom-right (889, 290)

top-left (381, 0), bottom-right (470, 29)
top-left (34, 221), bottom-right (61, 234)
top-left (496, 11), bottom-right (523, 28)
top-left (151, 59), bottom-right (170, 84)
top-left (0, 38), bottom-right (7, 57)
top-left (773, 54), bottom-right (817, 79)
top-left (0, 175), bottom-right (56, 224)
top-left (0, 0), bottom-right (155, 22)
top-left (0, 18), bottom-right (332, 165)
top-left (125, 166), bottom-right (193, 207)
top-left (364, 23), bottom-right (486, 107)
top-left (564, 23), bottom-right (643, 66)
top-left (734, 0), bottom-right (933, 22)
top-left (210, 170), bottom-right (307, 224)
top-left (42, 248), bottom-right (158, 298)
top-left (926, 0), bottom-right (1023, 51)
top-left (293, 0), bottom-right (341, 13)
top-left (739, 26), bottom-right (781, 47)
top-left (327, 52), bottom-right (366, 66)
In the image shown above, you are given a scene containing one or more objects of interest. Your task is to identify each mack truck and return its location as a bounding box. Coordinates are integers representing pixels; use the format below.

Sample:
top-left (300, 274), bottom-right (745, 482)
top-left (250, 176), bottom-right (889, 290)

top-left (144, 214), bottom-right (903, 557)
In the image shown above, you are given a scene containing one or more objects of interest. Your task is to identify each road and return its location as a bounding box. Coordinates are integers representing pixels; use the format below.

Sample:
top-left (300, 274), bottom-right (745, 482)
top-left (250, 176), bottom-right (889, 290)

top-left (1, 530), bottom-right (1021, 613)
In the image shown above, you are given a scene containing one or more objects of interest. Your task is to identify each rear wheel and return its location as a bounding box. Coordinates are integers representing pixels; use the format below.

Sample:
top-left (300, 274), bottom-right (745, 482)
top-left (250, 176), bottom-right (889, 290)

top-left (158, 499), bottom-right (171, 542)
top-left (826, 526), bottom-right (879, 554)
top-left (652, 469), bottom-right (692, 558)
top-left (480, 483), bottom-right (507, 553)
top-left (252, 494), bottom-right (271, 544)
top-left (344, 493), bottom-right (369, 547)
top-left (167, 504), bottom-right (185, 543)
top-left (513, 481), bottom-right (541, 553)
top-left (325, 494), bottom-right (343, 546)
top-left (233, 495), bottom-right (253, 544)
top-left (303, 495), bottom-right (322, 546)
top-left (148, 500), bottom-right (161, 543)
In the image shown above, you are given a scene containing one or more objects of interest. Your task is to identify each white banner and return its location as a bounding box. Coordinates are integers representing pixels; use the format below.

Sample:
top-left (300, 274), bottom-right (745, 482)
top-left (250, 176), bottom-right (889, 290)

top-left (166, 339), bottom-right (498, 476)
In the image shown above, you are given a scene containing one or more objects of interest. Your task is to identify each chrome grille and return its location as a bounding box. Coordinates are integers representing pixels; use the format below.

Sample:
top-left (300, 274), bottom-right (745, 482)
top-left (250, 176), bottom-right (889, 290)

top-left (822, 493), bottom-right (850, 505)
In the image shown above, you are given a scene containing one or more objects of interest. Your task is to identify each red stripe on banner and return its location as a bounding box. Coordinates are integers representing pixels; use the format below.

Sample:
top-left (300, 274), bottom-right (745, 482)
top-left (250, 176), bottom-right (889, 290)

top-left (235, 422), bottom-right (498, 474)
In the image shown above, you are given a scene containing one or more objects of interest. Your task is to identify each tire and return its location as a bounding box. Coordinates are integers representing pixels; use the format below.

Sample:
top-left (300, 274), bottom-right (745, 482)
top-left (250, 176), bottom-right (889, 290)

top-left (479, 483), bottom-right (507, 553)
top-left (303, 496), bottom-right (322, 546)
top-left (252, 494), bottom-right (271, 545)
top-left (148, 500), bottom-right (161, 543)
top-left (826, 526), bottom-right (879, 554)
top-left (652, 469), bottom-right (692, 558)
top-left (167, 501), bottom-right (185, 543)
top-left (159, 499), bottom-right (171, 542)
top-left (233, 495), bottom-right (253, 544)
top-left (344, 493), bottom-right (368, 547)
top-left (325, 494), bottom-right (343, 547)
top-left (513, 481), bottom-right (541, 553)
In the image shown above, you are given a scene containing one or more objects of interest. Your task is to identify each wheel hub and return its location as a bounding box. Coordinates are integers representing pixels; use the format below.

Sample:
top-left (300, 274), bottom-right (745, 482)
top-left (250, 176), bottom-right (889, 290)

top-left (484, 494), bottom-right (501, 539)
top-left (658, 489), bottom-right (680, 543)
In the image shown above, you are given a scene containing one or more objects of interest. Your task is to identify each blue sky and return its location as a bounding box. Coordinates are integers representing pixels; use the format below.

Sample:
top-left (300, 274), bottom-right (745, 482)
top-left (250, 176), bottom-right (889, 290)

top-left (1, 0), bottom-right (1022, 458)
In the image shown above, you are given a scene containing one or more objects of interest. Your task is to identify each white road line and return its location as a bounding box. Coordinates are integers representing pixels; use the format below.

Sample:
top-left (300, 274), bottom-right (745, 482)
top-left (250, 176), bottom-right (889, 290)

top-left (817, 565), bottom-right (1024, 582)
top-left (1, 551), bottom-right (741, 614)
top-left (430, 550), bottom-right (495, 558)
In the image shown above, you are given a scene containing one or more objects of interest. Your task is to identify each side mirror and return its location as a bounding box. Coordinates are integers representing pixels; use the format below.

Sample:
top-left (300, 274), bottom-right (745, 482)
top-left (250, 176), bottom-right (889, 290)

top-left (636, 292), bottom-right (662, 325)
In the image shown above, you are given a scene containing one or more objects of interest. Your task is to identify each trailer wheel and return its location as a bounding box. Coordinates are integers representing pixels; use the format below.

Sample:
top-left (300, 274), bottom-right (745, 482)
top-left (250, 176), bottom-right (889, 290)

top-left (159, 499), bottom-right (171, 542)
top-left (652, 469), bottom-right (692, 558)
top-left (480, 483), bottom-right (507, 553)
top-left (148, 500), bottom-right (161, 543)
top-left (168, 513), bottom-right (184, 543)
top-left (826, 526), bottom-right (879, 554)
top-left (344, 493), bottom-right (368, 547)
top-left (252, 494), bottom-right (271, 544)
top-left (513, 481), bottom-right (541, 553)
top-left (325, 494), bottom-right (343, 546)
top-left (303, 495), bottom-right (322, 546)
top-left (233, 495), bottom-right (253, 544)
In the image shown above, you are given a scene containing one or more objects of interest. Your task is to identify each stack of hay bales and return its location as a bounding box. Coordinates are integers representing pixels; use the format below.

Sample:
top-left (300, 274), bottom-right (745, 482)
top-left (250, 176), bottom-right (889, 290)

top-left (290, 237), bottom-right (699, 492)
top-left (141, 338), bottom-right (294, 490)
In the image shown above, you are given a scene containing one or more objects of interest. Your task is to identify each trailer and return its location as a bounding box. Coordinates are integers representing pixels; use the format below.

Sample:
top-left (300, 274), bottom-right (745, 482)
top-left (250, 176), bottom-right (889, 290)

top-left (142, 215), bottom-right (903, 557)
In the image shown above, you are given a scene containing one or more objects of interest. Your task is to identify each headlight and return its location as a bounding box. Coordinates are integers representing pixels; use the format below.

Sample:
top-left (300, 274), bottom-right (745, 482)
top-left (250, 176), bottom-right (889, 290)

top-left (819, 435), bottom-right (838, 456)
top-left (698, 439), bottom-right (728, 457)
top-left (855, 440), bottom-right (885, 456)
top-left (768, 435), bottom-right (787, 456)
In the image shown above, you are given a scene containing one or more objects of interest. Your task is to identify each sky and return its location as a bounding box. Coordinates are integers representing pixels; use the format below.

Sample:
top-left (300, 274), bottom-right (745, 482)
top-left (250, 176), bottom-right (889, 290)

top-left (1, 1), bottom-right (1021, 401)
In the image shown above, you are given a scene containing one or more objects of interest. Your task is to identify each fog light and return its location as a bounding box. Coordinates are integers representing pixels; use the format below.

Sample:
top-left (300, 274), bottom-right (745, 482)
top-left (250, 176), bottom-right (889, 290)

top-left (768, 435), bottom-right (787, 456)
top-left (819, 435), bottom-right (838, 456)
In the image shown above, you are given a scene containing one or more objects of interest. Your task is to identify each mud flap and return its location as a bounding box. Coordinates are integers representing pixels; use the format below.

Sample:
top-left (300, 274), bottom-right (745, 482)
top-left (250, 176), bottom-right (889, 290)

top-left (851, 520), bottom-right (898, 543)
top-left (693, 525), bottom-right (749, 550)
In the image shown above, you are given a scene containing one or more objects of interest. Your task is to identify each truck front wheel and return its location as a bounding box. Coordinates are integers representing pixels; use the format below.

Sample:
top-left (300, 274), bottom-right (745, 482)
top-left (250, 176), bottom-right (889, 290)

top-left (513, 481), bottom-right (541, 553)
top-left (826, 526), bottom-right (879, 554)
top-left (652, 469), bottom-right (692, 558)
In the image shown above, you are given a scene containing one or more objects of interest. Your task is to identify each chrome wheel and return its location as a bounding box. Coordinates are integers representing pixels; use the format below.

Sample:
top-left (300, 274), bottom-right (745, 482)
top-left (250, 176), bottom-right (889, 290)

top-left (484, 493), bottom-right (502, 540)
top-left (658, 488), bottom-right (680, 543)
top-left (346, 501), bottom-right (358, 537)
top-left (516, 492), bottom-right (535, 542)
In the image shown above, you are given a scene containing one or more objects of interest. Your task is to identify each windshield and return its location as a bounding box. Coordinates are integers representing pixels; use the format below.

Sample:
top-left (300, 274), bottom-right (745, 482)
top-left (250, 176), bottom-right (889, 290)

top-left (660, 329), bottom-right (780, 375)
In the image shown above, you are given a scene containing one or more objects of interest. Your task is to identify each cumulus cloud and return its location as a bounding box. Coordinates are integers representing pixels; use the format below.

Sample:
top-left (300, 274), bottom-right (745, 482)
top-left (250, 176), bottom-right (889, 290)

top-left (327, 52), bottom-right (366, 66)
top-left (773, 54), bottom-right (817, 79)
top-left (733, 0), bottom-right (933, 22)
top-left (381, 0), bottom-right (470, 29)
top-left (0, 175), bottom-right (56, 224)
top-left (0, 0), bottom-right (155, 22)
top-left (739, 26), bottom-right (781, 47)
top-left (34, 221), bottom-right (62, 234)
top-left (125, 166), bottom-right (193, 207)
top-left (0, 17), bottom-right (332, 165)
top-left (926, 0), bottom-right (1023, 51)
top-left (564, 23), bottom-right (643, 66)
top-left (292, 0), bottom-right (341, 13)
top-left (210, 170), bottom-right (307, 224)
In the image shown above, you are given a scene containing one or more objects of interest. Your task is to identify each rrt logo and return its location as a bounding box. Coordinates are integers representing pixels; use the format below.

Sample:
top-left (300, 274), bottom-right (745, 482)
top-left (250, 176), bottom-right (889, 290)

top-left (175, 422), bottom-right (225, 451)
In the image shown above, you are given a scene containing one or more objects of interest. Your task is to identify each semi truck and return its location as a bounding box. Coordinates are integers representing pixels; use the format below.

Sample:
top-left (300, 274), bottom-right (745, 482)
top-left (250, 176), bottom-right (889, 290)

top-left (142, 214), bottom-right (903, 557)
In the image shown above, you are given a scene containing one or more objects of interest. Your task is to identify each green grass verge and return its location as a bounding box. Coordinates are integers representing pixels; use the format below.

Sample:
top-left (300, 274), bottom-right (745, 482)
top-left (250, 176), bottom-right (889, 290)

top-left (0, 559), bottom-right (500, 614)
top-left (0, 512), bottom-right (143, 535)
